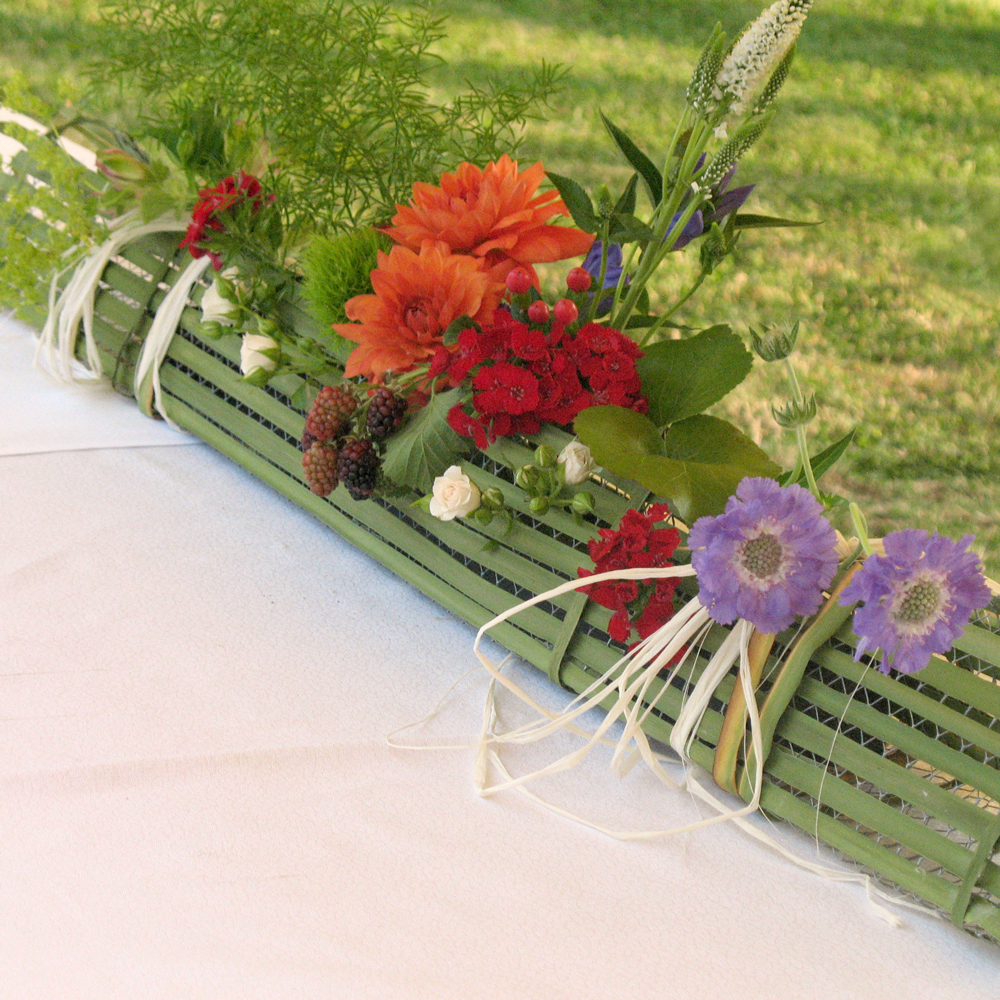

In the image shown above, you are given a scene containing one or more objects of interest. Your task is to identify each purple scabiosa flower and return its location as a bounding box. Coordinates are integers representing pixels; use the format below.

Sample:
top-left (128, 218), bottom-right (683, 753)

top-left (688, 477), bottom-right (839, 634)
top-left (838, 529), bottom-right (992, 675)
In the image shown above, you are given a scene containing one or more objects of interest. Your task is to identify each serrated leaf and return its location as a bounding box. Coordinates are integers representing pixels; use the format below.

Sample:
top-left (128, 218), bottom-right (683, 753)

top-left (380, 387), bottom-right (471, 493)
top-left (574, 408), bottom-right (780, 524)
top-left (635, 325), bottom-right (753, 427)
top-left (732, 213), bottom-right (820, 230)
top-left (600, 111), bottom-right (662, 206)
top-left (545, 171), bottom-right (599, 233)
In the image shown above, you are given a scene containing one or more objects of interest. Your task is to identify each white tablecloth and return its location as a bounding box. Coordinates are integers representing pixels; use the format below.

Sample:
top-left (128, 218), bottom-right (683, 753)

top-left (2, 316), bottom-right (998, 998)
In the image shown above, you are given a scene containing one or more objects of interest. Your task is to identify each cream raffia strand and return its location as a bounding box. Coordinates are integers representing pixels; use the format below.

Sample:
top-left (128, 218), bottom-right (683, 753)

top-left (36, 211), bottom-right (189, 384)
top-left (423, 564), bottom-right (942, 928)
top-left (133, 254), bottom-right (213, 427)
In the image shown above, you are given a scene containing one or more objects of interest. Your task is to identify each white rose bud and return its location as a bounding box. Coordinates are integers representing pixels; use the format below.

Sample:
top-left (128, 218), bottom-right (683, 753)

top-left (200, 269), bottom-right (240, 326)
top-left (558, 441), bottom-right (595, 485)
top-left (240, 333), bottom-right (279, 376)
top-left (429, 465), bottom-right (481, 521)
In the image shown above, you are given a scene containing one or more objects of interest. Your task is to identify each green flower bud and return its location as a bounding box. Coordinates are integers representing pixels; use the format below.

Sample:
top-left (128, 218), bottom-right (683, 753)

top-left (594, 184), bottom-right (615, 217)
top-left (474, 507), bottom-right (495, 526)
top-left (200, 320), bottom-right (224, 339)
top-left (749, 321), bottom-right (799, 362)
top-left (571, 491), bottom-right (596, 515)
top-left (528, 496), bottom-right (550, 516)
top-left (772, 393), bottom-right (817, 428)
top-left (534, 444), bottom-right (557, 469)
top-left (257, 316), bottom-right (279, 338)
top-left (515, 465), bottom-right (539, 490)
top-left (482, 487), bottom-right (505, 510)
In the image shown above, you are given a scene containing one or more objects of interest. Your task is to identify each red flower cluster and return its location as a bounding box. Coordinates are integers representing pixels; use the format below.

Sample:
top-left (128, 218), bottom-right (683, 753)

top-left (180, 170), bottom-right (271, 270)
top-left (436, 309), bottom-right (647, 449)
top-left (578, 505), bottom-right (681, 645)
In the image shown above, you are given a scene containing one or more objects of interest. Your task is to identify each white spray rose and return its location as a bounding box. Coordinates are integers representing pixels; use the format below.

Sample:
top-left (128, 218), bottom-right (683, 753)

top-left (429, 465), bottom-right (481, 521)
top-left (240, 333), bottom-right (279, 376)
top-left (200, 269), bottom-right (240, 326)
top-left (558, 441), bottom-right (595, 485)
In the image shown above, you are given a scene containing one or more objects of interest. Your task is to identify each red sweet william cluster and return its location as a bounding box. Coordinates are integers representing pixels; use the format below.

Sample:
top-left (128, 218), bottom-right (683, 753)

top-left (578, 505), bottom-right (681, 645)
top-left (434, 309), bottom-right (647, 450)
top-left (180, 170), bottom-right (272, 270)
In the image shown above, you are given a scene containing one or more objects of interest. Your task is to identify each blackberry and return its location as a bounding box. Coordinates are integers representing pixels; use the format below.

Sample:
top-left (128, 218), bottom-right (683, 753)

top-left (366, 387), bottom-right (407, 441)
top-left (301, 428), bottom-right (318, 452)
top-left (305, 384), bottom-right (357, 443)
top-left (302, 442), bottom-right (340, 497)
top-left (337, 438), bottom-right (380, 500)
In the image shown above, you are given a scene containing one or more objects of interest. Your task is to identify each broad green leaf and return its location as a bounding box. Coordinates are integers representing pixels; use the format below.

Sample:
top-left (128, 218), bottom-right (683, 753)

top-left (600, 112), bottom-right (663, 206)
top-left (635, 324), bottom-right (753, 427)
top-left (545, 171), bottom-right (599, 233)
top-left (654, 416), bottom-right (782, 523)
top-left (574, 409), bottom-right (780, 524)
top-left (573, 405), bottom-right (665, 467)
top-left (381, 387), bottom-right (471, 493)
top-left (732, 213), bottom-right (820, 230)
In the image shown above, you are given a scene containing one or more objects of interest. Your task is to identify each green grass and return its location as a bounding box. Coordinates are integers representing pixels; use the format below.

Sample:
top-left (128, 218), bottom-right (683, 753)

top-left (2, 0), bottom-right (998, 575)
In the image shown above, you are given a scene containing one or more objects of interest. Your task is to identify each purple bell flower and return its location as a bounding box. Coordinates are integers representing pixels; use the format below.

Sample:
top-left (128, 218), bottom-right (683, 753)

top-left (839, 529), bottom-right (992, 675)
top-left (688, 477), bottom-right (839, 634)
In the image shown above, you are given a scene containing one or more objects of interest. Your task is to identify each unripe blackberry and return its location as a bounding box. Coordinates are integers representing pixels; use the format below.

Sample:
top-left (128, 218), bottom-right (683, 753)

top-left (337, 438), bottom-right (381, 500)
top-left (366, 387), bottom-right (407, 441)
top-left (305, 384), bottom-right (357, 443)
top-left (302, 442), bottom-right (340, 497)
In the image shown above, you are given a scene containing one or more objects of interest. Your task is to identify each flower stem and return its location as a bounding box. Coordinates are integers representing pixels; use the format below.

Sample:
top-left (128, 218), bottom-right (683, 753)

top-left (637, 269), bottom-right (707, 347)
top-left (848, 502), bottom-right (874, 557)
top-left (784, 357), bottom-right (819, 498)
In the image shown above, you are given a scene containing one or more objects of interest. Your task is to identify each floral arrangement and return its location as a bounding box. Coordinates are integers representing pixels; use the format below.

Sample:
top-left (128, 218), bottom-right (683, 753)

top-left (3, 0), bottom-right (1000, 936)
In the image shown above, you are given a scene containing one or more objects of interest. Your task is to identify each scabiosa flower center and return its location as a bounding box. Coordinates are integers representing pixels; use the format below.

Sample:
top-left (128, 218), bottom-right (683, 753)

top-left (739, 531), bottom-right (784, 580)
top-left (890, 575), bottom-right (944, 631)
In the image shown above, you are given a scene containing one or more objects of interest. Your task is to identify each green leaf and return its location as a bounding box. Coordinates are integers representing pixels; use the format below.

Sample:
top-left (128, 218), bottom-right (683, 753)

top-left (612, 173), bottom-right (639, 218)
top-left (607, 212), bottom-right (655, 244)
top-left (545, 171), bottom-right (599, 233)
top-left (635, 325), bottom-right (753, 427)
top-left (442, 314), bottom-right (478, 346)
top-left (600, 111), bottom-right (663, 206)
top-left (381, 388), bottom-right (471, 493)
top-left (780, 429), bottom-right (856, 487)
top-left (574, 408), bottom-right (780, 524)
top-left (732, 213), bottom-right (821, 230)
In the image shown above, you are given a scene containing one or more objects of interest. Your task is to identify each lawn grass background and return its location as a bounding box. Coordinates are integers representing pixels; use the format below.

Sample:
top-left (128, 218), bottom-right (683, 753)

top-left (2, 0), bottom-right (998, 575)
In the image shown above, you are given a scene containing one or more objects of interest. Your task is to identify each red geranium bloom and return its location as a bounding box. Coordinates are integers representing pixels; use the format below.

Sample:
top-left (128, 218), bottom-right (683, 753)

top-left (180, 171), bottom-right (270, 270)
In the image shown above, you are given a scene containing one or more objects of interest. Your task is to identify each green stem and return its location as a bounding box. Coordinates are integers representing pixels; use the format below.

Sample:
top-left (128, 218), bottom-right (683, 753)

top-left (637, 269), bottom-right (708, 347)
top-left (585, 223), bottom-right (611, 325)
top-left (784, 357), bottom-right (819, 498)
top-left (849, 502), bottom-right (874, 556)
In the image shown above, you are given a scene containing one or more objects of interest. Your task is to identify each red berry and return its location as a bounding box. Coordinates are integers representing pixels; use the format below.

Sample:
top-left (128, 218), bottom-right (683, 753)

top-left (505, 268), bottom-right (533, 295)
top-left (527, 300), bottom-right (550, 324)
top-left (566, 267), bottom-right (592, 293)
top-left (553, 299), bottom-right (579, 325)
top-left (302, 442), bottom-right (340, 497)
top-left (305, 384), bottom-right (357, 443)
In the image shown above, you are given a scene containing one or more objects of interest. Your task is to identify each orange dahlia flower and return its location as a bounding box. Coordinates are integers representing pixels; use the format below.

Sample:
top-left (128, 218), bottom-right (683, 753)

top-left (385, 155), bottom-right (594, 281)
top-left (335, 242), bottom-right (505, 381)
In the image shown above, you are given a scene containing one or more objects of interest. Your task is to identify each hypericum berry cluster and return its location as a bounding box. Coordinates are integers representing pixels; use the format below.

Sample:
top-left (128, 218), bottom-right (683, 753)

top-left (300, 382), bottom-right (408, 499)
top-left (430, 305), bottom-right (647, 450)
